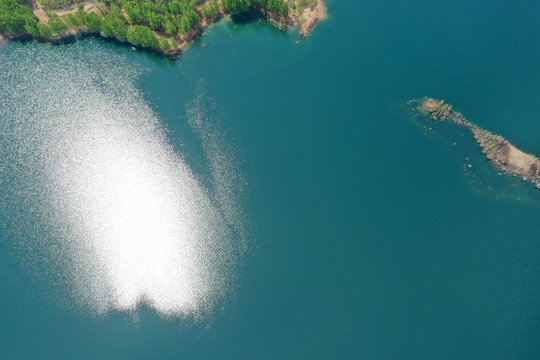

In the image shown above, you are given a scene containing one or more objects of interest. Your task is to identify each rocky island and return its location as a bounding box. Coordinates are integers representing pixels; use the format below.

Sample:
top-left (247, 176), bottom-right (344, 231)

top-left (413, 97), bottom-right (540, 189)
top-left (0, 0), bottom-right (325, 56)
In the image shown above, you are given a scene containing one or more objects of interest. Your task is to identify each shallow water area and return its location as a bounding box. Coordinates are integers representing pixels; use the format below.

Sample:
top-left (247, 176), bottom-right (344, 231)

top-left (408, 100), bottom-right (540, 203)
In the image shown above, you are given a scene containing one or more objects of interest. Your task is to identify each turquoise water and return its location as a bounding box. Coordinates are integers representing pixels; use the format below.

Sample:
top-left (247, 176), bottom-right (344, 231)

top-left (1, 0), bottom-right (540, 358)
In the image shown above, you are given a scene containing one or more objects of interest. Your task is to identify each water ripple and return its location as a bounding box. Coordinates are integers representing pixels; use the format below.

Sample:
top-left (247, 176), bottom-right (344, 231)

top-left (0, 40), bottom-right (247, 319)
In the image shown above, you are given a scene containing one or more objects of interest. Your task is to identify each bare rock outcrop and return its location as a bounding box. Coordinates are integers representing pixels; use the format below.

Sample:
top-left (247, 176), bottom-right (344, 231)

top-left (417, 97), bottom-right (540, 189)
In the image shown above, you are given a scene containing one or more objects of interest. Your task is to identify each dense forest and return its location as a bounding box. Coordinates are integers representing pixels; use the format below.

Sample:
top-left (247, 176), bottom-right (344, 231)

top-left (0, 0), bottom-right (38, 34)
top-left (0, 0), bottom-right (303, 54)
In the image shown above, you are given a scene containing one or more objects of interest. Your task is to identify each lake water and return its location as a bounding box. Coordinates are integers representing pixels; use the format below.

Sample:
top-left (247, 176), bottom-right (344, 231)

top-left (1, 0), bottom-right (540, 358)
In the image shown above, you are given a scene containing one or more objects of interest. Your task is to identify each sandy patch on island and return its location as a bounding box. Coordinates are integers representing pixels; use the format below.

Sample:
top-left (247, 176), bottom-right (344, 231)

top-left (507, 144), bottom-right (540, 172)
top-left (33, 1), bottom-right (99, 23)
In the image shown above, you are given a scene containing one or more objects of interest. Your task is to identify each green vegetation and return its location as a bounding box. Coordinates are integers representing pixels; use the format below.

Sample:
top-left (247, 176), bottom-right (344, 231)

top-left (221, 0), bottom-right (289, 17)
top-left (0, 0), bottom-right (205, 52)
top-left (48, 16), bottom-right (68, 35)
top-left (0, 0), bottom-right (308, 55)
top-left (80, 11), bottom-right (103, 33)
top-left (170, 36), bottom-right (178, 48)
top-left (295, 0), bottom-right (316, 13)
top-left (40, 0), bottom-right (75, 11)
top-left (37, 22), bottom-right (53, 36)
top-left (158, 35), bottom-right (169, 52)
top-left (126, 24), bottom-right (157, 47)
top-left (100, 5), bottom-right (128, 41)
top-left (0, 0), bottom-right (37, 34)
top-left (200, 0), bottom-right (219, 18)
top-left (122, 0), bottom-right (200, 36)
top-left (63, 13), bottom-right (82, 28)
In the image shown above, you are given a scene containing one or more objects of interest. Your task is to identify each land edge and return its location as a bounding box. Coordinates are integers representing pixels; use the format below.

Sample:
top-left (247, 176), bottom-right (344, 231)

top-left (0, 0), bottom-right (325, 57)
top-left (412, 97), bottom-right (540, 189)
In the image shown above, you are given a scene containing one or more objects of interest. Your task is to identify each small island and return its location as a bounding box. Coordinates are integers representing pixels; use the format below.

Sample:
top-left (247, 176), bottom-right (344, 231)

top-left (413, 97), bottom-right (540, 189)
top-left (0, 0), bottom-right (325, 56)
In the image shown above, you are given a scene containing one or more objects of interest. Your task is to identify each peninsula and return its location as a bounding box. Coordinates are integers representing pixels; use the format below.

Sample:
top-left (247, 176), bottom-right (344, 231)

top-left (413, 97), bottom-right (540, 189)
top-left (0, 0), bottom-right (325, 56)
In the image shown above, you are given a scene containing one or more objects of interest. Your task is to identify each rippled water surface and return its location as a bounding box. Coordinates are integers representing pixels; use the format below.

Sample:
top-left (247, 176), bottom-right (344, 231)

top-left (0, 42), bottom-right (247, 319)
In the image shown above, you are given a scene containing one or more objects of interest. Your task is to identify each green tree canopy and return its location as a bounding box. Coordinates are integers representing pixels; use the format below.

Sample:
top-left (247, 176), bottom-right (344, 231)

top-left (158, 35), bottom-right (170, 52)
top-left (221, 0), bottom-right (288, 16)
top-left (48, 17), bottom-right (68, 35)
top-left (126, 24), bottom-right (158, 48)
top-left (37, 22), bottom-right (53, 37)
top-left (40, 0), bottom-right (75, 11)
top-left (0, 0), bottom-right (37, 34)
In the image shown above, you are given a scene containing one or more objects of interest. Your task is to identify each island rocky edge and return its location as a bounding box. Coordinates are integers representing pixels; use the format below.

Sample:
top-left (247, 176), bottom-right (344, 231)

top-left (0, 0), bottom-right (325, 56)
top-left (413, 97), bottom-right (540, 189)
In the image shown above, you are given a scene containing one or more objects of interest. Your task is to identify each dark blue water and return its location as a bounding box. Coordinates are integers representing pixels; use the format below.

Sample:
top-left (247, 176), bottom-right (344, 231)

top-left (1, 0), bottom-right (540, 358)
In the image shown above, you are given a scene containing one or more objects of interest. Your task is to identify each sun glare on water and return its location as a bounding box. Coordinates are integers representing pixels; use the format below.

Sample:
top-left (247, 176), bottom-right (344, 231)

top-left (0, 43), bottom-right (246, 319)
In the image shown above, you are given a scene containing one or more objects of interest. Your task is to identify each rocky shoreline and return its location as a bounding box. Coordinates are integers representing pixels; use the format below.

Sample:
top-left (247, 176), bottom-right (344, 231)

top-left (413, 97), bottom-right (540, 189)
top-left (290, 0), bottom-right (325, 35)
top-left (1, 0), bottom-right (325, 57)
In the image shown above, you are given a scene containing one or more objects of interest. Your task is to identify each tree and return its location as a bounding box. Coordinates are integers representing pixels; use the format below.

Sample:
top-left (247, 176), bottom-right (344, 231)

top-left (24, 18), bottom-right (40, 36)
top-left (100, 5), bottom-right (129, 41)
top-left (82, 12), bottom-right (102, 33)
top-left (170, 36), bottom-right (178, 49)
top-left (210, 0), bottom-right (220, 15)
top-left (158, 36), bottom-right (170, 52)
top-left (164, 19), bottom-right (176, 36)
top-left (127, 25), bottom-right (158, 48)
top-left (168, 0), bottom-right (181, 15)
top-left (40, 0), bottom-right (75, 11)
top-left (281, 2), bottom-right (288, 17)
top-left (200, 0), bottom-right (219, 18)
top-left (124, 1), bottom-right (146, 26)
top-left (0, 0), bottom-right (37, 34)
top-left (37, 22), bottom-right (53, 37)
top-left (63, 13), bottom-right (82, 29)
top-left (147, 12), bottom-right (163, 30)
top-left (107, 17), bottom-right (128, 41)
top-left (48, 17), bottom-right (68, 35)
top-left (221, 0), bottom-right (288, 16)
top-left (222, 0), bottom-right (252, 14)
top-left (100, 17), bottom-right (114, 37)
top-left (178, 8), bottom-right (198, 35)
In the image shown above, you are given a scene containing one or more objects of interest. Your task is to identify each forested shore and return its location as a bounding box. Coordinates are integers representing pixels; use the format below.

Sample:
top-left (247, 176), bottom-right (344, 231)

top-left (0, 0), bottom-right (324, 56)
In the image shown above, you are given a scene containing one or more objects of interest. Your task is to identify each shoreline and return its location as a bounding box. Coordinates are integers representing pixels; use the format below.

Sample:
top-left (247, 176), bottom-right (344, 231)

top-left (291, 0), bottom-right (326, 34)
top-left (0, 0), bottom-right (326, 57)
top-left (413, 97), bottom-right (540, 189)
